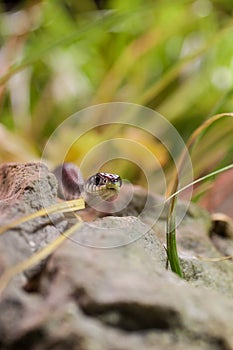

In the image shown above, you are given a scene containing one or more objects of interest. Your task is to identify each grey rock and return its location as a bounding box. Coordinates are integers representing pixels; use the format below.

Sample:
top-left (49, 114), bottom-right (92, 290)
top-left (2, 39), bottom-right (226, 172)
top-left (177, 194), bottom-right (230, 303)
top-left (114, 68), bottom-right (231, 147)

top-left (117, 184), bottom-right (233, 297)
top-left (0, 162), bottom-right (66, 283)
top-left (0, 162), bottom-right (233, 350)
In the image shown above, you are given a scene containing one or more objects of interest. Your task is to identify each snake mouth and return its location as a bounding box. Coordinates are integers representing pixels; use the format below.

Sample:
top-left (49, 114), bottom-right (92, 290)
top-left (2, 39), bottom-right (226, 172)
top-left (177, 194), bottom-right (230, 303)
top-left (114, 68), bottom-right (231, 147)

top-left (106, 181), bottom-right (121, 192)
top-left (95, 182), bottom-right (121, 197)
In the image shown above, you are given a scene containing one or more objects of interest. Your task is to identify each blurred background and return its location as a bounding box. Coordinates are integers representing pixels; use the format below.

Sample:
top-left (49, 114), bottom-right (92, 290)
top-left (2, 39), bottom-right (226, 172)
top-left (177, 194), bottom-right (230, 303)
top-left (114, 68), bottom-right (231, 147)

top-left (0, 0), bottom-right (233, 211)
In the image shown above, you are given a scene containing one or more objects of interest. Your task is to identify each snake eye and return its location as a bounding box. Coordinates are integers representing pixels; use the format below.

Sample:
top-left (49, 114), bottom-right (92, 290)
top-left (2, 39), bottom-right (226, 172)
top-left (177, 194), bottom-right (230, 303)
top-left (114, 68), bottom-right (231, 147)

top-left (94, 174), bottom-right (101, 186)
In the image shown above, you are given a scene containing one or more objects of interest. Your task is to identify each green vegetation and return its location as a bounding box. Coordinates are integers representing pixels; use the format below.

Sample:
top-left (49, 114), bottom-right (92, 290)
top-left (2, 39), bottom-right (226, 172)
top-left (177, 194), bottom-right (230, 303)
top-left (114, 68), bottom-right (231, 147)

top-left (1, 0), bottom-right (233, 170)
top-left (0, 0), bottom-right (233, 276)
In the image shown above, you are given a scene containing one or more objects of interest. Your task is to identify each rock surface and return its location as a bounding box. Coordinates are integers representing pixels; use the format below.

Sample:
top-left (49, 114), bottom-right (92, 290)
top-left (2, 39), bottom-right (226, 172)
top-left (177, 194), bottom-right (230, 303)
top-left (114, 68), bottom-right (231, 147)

top-left (0, 162), bottom-right (233, 350)
top-left (0, 162), bottom-right (66, 282)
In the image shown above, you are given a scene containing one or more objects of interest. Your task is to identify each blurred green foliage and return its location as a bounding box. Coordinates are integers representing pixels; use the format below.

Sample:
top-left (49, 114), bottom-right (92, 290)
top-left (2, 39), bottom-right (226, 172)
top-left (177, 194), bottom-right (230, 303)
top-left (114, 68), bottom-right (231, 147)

top-left (0, 0), bottom-right (233, 194)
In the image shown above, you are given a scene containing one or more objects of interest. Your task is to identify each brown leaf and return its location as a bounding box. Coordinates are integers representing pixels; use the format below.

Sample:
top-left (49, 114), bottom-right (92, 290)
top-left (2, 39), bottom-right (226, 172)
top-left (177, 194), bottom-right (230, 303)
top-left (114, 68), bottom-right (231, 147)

top-left (200, 168), bottom-right (233, 218)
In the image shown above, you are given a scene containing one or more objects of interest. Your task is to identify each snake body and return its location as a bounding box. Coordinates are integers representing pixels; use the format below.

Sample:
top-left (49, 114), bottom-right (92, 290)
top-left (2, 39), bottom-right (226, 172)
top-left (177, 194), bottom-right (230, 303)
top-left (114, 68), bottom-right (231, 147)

top-left (53, 163), bottom-right (122, 203)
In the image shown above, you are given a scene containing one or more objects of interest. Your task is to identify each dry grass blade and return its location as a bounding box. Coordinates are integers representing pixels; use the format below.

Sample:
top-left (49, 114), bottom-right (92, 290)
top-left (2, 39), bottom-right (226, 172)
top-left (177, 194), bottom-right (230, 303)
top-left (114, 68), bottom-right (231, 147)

top-left (0, 198), bottom-right (85, 235)
top-left (0, 219), bottom-right (83, 297)
top-left (197, 255), bottom-right (233, 262)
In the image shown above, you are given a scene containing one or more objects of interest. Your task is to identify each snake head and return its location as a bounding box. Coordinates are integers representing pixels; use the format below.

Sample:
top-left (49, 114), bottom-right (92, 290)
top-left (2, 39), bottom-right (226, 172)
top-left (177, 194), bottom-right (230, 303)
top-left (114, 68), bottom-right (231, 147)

top-left (85, 172), bottom-right (122, 201)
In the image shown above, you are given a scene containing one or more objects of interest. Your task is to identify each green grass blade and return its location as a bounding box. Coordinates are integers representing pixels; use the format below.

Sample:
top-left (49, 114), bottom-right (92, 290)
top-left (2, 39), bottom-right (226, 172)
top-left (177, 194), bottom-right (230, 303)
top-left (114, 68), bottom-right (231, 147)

top-left (166, 196), bottom-right (183, 277)
top-left (138, 20), bottom-right (233, 105)
top-left (166, 163), bottom-right (233, 203)
top-left (166, 113), bottom-right (233, 277)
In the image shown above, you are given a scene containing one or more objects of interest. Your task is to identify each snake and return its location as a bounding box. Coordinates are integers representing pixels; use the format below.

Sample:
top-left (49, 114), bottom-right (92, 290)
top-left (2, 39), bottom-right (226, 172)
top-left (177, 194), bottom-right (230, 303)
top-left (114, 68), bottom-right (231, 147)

top-left (53, 162), bottom-right (122, 204)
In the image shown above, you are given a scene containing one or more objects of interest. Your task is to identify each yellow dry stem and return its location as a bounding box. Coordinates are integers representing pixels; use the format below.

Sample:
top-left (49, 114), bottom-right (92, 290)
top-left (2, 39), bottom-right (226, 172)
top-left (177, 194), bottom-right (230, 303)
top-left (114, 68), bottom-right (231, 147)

top-left (0, 198), bottom-right (85, 235)
top-left (0, 199), bottom-right (85, 296)
top-left (0, 219), bottom-right (83, 296)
